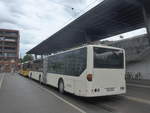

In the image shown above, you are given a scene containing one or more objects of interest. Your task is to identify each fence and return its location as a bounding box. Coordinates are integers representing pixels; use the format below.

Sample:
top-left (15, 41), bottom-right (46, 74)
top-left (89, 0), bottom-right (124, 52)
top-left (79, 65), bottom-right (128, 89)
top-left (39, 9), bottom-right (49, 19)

top-left (125, 72), bottom-right (143, 80)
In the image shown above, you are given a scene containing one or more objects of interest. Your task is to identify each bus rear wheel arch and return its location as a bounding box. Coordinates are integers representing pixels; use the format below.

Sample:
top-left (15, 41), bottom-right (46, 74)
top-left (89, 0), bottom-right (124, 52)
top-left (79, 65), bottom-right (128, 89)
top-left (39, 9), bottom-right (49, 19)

top-left (58, 78), bottom-right (64, 94)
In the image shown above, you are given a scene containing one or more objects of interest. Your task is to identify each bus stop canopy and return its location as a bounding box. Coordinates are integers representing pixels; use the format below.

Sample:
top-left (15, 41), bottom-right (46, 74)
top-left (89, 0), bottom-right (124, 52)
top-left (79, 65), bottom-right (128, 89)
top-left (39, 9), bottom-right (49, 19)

top-left (27, 0), bottom-right (150, 55)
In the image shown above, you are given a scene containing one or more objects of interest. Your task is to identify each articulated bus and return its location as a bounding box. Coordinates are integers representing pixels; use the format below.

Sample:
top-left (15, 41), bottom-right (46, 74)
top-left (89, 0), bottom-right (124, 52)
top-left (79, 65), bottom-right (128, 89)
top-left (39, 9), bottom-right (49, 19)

top-left (29, 59), bottom-right (43, 81)
top-left (19, 62), bottom-right (31, 77)
top-left (29, 45), bottom-right (126, 97)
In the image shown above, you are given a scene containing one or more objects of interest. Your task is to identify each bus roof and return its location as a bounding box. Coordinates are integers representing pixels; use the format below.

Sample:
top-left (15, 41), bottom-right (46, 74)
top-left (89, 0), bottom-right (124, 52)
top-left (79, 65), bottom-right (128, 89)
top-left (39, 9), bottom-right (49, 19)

top-left (46, 44), bottom-right (124, 57)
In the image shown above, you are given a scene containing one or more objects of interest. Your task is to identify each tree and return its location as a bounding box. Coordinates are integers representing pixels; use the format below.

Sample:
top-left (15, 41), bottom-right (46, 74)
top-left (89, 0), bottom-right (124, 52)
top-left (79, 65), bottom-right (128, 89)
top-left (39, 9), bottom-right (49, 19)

top-left (19, 58), bottom-right (23, 63)
top-left (22, 54), bottom-right (33, 63)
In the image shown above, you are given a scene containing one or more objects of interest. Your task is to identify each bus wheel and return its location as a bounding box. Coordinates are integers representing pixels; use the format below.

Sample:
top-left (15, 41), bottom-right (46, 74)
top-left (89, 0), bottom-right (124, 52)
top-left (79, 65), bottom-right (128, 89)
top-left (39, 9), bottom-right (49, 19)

top-left (30, 73), bottom-right (32, 78)
top-left (58, 79), bottom-right (64, 94)
top-left (39, 75), bottom-right (41, 84)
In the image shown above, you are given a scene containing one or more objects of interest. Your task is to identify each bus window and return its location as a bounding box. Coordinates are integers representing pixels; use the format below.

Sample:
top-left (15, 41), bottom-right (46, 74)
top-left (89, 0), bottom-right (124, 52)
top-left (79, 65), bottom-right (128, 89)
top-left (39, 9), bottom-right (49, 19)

top-left (47, 47), bottom-right (87, 76)
top-left (94, 47), bottom-right (124, 69)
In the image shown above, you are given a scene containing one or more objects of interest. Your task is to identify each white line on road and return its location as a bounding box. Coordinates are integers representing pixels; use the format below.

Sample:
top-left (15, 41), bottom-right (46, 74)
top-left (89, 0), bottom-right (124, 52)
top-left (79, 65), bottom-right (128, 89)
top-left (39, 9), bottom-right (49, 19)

top-left (124, 96), bottom-right (150, 105)
top-left (30, 81), bottom-right (86, 113)
top-left (0, 74), bottom-right (4, 88)
top-left (127, 83), bottom-right (150, 88)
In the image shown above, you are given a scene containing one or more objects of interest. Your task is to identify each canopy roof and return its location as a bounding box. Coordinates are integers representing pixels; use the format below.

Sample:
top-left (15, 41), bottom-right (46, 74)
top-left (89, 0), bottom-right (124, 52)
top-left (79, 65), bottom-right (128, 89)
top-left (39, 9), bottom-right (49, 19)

top-left (27, 0), bottom-right (150, 55)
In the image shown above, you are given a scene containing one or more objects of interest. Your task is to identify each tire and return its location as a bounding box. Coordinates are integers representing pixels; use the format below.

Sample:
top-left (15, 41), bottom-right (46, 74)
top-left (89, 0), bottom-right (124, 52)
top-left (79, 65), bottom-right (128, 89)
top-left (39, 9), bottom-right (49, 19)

top-left (39, 75), bottom-right (41, 84)
top-left (58, 80), bottom-right (64, 94)
top-left (30, 73), bottom-right (32, 78)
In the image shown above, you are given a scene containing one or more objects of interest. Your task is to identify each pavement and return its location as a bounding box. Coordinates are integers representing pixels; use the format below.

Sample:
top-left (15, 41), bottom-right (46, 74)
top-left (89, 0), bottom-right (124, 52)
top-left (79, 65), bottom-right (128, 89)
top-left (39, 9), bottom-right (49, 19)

top-left (126, 79), bottom-right (150, 103)
top-left (0, 73), bottom-right (83, 113)
top-left (0, 73), bottom-right (150, 113)
top-left (127, 79), bottom-right (150, 86)
top-left (0, 73), bottom-right (4, 88)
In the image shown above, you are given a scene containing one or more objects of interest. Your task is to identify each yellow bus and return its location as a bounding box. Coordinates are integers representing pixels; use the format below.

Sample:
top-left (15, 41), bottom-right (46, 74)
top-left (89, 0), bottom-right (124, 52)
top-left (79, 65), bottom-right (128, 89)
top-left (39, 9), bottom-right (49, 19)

top-left (19, 62), bottom-right (31, 77)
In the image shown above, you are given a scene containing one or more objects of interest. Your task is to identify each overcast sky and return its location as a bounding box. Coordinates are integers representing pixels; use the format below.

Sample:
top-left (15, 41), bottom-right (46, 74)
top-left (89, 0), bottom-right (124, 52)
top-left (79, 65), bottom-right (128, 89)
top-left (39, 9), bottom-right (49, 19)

top-left (0, 0), bottom-right (146, 57)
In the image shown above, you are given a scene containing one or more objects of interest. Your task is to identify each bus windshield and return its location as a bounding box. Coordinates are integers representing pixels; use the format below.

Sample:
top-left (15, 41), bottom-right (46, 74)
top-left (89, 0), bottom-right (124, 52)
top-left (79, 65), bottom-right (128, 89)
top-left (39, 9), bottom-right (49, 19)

top-left (94, 47), bottom-right (124, 69)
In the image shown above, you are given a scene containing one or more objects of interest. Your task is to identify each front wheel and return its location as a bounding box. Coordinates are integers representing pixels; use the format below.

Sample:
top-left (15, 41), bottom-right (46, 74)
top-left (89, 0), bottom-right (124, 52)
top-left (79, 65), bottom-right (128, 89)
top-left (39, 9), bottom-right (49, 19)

top-left (58, 80), bottom-right (64, 94)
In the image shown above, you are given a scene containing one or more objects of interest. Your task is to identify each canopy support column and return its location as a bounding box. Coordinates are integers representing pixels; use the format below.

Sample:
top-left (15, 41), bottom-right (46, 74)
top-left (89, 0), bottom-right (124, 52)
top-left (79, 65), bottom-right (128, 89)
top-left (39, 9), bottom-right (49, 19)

top-left (34, 55), bottom-right (37, 60)
top-left (41, 55), bottom-right (43, 60)
top-left (143, 6), bottom-right (150, 45)
top-left (84, 31), bottom-right (92, 44)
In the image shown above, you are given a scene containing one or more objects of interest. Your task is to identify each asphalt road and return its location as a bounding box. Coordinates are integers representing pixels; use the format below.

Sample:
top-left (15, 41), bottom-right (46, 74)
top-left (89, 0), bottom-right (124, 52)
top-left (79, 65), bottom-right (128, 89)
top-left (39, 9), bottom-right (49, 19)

top-left (0, 73), bottom-right (150, 113)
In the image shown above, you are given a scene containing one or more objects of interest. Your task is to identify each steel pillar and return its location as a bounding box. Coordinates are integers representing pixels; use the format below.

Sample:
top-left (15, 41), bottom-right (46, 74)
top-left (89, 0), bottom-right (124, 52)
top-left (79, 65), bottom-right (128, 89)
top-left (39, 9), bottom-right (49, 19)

top-left (34, 55), bottom-right (37, 60)
top-left (143, 6), bottom-right (150, 45)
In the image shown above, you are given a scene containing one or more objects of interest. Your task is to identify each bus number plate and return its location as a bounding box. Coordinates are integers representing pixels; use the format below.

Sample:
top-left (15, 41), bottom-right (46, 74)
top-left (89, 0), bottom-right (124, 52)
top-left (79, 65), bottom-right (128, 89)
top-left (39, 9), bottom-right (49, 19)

top-left (105, 88), bottom-right (115, 92)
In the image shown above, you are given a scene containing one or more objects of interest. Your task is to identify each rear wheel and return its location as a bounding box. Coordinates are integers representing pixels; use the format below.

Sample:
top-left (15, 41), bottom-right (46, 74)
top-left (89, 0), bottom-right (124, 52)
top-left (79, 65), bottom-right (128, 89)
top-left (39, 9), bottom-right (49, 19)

top-left (58, 80), bottom-right (64, 94)
top-left (39, 75), bottom-right (41, 84)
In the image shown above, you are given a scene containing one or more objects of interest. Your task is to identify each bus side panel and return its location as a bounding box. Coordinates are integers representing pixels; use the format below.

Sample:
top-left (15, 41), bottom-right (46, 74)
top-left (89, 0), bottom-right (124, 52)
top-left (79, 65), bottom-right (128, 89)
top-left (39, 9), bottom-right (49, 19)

top-left (46, 73), bottom-right (61, 88)
top-left (29, 71), bottom-right (43, 81)
top-left (25, 70), bottom-right (30, 77)
top-left (46, 73), bottom-right (75, 94)
top-left (73, 47), bottom-right (92, 97)
top-left (21, 70), bottom-right (29, 77)
top-left (73, 71), bottom-right (87, 96)
top-left (63, 76), bottom-right (75, 94)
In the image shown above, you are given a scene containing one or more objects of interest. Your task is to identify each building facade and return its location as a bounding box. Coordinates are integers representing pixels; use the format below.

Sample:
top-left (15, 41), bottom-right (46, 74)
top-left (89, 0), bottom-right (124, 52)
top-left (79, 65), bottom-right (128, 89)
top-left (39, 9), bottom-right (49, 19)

top-left (100, 34), bottom-right (150, 80)
top-left (0, 29), bottom-right (20, 72)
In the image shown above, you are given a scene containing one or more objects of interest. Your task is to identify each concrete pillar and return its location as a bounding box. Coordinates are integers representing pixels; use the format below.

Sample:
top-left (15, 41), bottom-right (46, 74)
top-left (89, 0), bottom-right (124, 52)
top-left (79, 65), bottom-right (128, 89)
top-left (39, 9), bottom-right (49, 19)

top-left (143, 6), bottom-right (150, 44)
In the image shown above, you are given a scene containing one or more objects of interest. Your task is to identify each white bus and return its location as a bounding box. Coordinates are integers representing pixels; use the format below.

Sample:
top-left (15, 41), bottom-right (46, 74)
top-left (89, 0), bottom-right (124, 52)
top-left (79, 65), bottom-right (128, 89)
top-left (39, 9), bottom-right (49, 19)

top-left (29, 59), bottom-right (43, 81)
top-left (29, 45), bottom-right (126, 97)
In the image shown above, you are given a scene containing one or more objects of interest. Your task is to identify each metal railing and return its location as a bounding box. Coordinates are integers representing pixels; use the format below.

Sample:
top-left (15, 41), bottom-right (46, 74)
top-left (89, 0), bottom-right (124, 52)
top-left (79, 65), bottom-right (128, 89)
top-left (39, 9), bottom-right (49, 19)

top-left (125, 72), bottom-right (143, 80)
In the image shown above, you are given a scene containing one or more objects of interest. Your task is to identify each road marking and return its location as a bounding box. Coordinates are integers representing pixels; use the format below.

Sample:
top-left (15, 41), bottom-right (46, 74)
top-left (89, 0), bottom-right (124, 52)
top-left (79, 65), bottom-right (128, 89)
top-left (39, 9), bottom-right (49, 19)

top-left (100, 103), bottom-right (120, 113)
top-left (0, 74), bottom-right (4, 88)
top-left (124, 96), bottom-right (150, 105)
top-left (127, 83), bottom-right (150, 88)
top-left (30, 80), bottom-right (86, 113)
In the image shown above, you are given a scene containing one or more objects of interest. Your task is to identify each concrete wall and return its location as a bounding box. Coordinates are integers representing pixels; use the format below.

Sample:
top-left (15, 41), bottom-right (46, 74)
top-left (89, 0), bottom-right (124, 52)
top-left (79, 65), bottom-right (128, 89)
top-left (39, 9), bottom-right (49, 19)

top-left (100, 34), bottom-right (150, 80)
top-left (127, 55), bottom-right (150, 80)
top-left (110, 34), bottom-right (149, 62)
